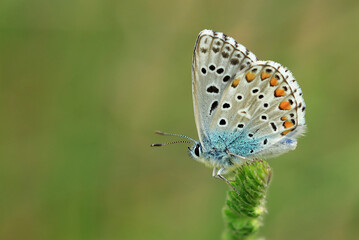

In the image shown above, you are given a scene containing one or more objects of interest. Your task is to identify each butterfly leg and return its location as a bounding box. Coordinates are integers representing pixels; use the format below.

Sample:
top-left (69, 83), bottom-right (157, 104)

top-left (214, 168), bottom-right (241, 196)
top-left (212, 167), bottom-right (218, 177)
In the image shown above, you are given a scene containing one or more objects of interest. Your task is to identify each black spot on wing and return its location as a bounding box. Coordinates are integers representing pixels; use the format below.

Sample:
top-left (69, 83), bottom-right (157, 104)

top-left (223, 75), bottom-right (230, 82)
top-left (219, 119), bottom-right (226, 125)
top-left (200, 48), bottom-right (207, 53)
top-left (207, 86), bottom-right (219, 94)
top-left (270, 122), bottom-right (277, 132)
top-left (222, 103), bottom-right (230, 109)
top-left (209, 101), bottom-right (218, 115)
top-left (230, 58), bottom-right (239, 65)
top-left (216, 68), bottom-right (224, 74)
top-left (222, 52), bottom-right (229, 58)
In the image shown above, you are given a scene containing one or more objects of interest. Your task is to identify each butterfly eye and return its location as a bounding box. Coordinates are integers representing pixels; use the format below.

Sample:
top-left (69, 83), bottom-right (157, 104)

top-left (194, 144), bottom-right (201, 157)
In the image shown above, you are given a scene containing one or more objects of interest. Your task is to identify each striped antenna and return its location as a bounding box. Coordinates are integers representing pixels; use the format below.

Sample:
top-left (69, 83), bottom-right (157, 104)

top-left (150, 140), bottom-right (193, 147)
top-left (154, 131), bottom-right (196, 143)
top-left (150, 130), bottom-right (196, 147)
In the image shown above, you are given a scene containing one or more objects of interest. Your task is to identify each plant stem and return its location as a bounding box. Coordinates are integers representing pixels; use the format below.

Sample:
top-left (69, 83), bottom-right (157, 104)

top-left (222, 160), bottom-right (272, 240)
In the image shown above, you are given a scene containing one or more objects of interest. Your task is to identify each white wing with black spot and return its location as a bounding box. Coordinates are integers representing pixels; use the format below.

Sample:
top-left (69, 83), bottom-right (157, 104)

top-left (192, 30), bottom-right (257, 148)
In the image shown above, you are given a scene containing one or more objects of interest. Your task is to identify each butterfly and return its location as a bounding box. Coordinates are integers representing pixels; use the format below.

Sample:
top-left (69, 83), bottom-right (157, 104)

top-left (152, 30), bottom-right (306, 191)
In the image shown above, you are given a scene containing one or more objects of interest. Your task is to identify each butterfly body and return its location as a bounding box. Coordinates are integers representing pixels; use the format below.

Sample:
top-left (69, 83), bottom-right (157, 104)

top-left (189, 131), bottom-right (262, 169)
top-left (188, 29), bottom-right (306, 173)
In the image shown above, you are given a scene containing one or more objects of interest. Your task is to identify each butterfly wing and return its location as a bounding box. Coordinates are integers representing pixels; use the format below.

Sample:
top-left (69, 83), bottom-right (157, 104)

top-left (192, 30), bottom-right (257, 150)
top-left (210, 60), bottom-right (306, 158)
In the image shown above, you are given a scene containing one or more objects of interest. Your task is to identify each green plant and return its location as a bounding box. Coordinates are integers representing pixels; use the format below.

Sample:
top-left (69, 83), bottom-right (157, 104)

top-left (222, 160), bottom-right (272, 240)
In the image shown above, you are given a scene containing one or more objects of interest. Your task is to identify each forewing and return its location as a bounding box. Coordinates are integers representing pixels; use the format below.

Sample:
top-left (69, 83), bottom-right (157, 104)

top-left (192, 30), bottom-right (257, 147)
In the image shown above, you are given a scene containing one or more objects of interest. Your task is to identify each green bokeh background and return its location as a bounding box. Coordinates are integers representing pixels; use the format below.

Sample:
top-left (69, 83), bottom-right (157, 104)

top-left (1, 0), bottom-right (359, 239)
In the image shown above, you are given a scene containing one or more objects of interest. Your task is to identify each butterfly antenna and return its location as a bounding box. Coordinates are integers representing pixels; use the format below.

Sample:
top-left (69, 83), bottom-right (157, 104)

top-left (154, 131), bottom-right (196, 143)
top-left (151, 140), bottom-right (193, 147)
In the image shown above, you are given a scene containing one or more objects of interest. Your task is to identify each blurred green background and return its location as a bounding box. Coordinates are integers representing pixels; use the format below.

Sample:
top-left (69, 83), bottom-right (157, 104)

top-left (1, 0), bottom-right (359, 239)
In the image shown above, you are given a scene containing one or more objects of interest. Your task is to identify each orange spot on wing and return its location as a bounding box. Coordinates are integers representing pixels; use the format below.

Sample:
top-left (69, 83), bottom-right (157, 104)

top-left (281, 116), bottom-right (288, 121)
top-left (261, 72), bottom-right (271, 80)
top-left (231, 78), bottom-right (240, 87)
top-left (279, 101), bottom-right (291, 110)
top-left (284, 121), bottom-right (294, 129)
top-left (275, 88), bottom-right (285, 97)
top-left (282, 129), bottom-right (292, 135)
top-left (270, 77), bottom-right (278, 86)
top-left (246, 72), bottom-right (256, 82)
